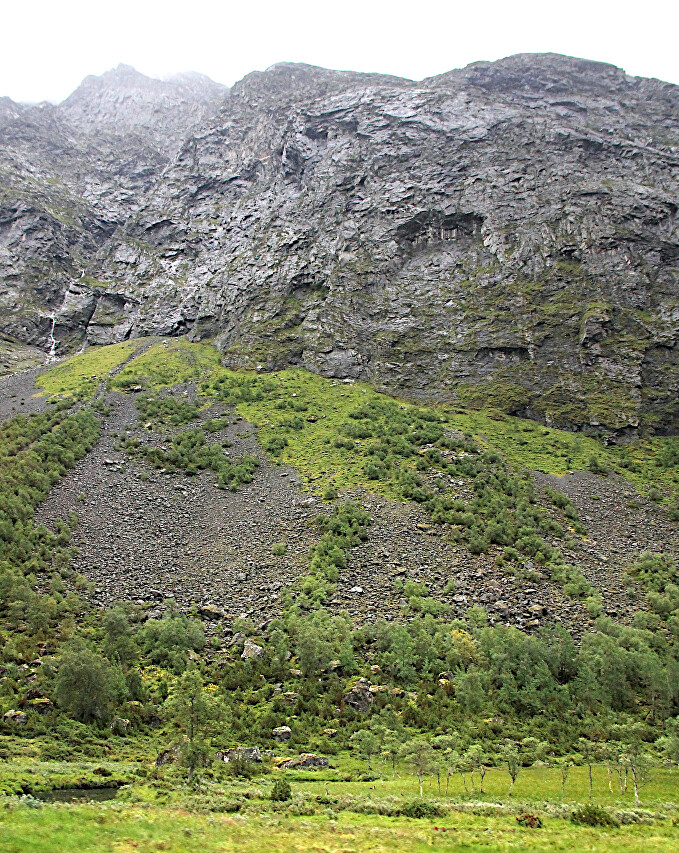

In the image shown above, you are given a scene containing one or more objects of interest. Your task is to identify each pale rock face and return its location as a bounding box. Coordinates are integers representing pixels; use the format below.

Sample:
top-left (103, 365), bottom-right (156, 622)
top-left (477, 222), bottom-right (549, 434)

top-left (2, 55), bottom-right (679, 432)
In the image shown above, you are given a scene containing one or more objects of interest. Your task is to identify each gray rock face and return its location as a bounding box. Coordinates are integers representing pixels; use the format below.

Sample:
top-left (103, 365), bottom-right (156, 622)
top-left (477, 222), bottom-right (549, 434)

top-left (343, 677), bottom-right (374, 713)
top-left (280, 752), bottom-right (329, 769)
top-left (0, 64), bottom-right (227, 349)
top-left (3, 55), bottom-right (679, 432)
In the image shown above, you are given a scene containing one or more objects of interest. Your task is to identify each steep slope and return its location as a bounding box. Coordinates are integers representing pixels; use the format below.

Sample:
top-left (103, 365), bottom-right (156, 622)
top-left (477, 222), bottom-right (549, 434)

top-left (3, 55), bottom-right (679, 433)
top-left (6, 338), bottom-right (679, 632)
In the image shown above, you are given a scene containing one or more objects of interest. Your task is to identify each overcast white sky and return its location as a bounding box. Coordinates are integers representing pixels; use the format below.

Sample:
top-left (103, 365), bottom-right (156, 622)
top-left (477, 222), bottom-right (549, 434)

top-left (2, 0), bottom-right (678, 103)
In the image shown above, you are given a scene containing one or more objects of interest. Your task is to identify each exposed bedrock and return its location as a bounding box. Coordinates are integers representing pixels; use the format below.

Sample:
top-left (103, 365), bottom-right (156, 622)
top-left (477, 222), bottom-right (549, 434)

top-left (2, 55), bottom-right (678, 432)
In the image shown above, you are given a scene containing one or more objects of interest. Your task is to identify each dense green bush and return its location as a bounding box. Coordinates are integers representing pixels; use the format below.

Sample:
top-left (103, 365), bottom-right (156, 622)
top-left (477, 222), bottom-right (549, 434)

top-left (138, 614), bottom-right (205, 673)
top-left (136, 395), bottom-right (201, 426)
top-left (571, 803), bottom-right (620, 827)
top-left (54, 642), bottom-right (126, 723)
top-left (398, 800), bottom-right (443, 818)
top-left (271, 778), bottom-right (292, 801)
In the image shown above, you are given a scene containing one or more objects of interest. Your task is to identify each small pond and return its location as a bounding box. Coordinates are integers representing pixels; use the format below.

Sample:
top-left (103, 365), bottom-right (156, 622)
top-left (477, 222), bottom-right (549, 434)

top-left (35, 787), bottom-right (119, 803)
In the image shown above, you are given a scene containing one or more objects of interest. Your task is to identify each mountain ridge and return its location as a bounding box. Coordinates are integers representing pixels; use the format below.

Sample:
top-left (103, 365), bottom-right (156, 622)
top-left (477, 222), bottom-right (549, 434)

top-left (1, 54), bottom-right (678, 436)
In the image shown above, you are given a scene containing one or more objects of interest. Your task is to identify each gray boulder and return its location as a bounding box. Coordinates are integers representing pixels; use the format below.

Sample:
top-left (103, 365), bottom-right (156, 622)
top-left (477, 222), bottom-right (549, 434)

top-left (343, 678), bottom-right (373, 713)
top-left (3, 709), bottom-right (26, 725)
top-left (220, 746), bottom-right (262, 763)
top-left (281, 753), bottom-right (329, 769)
top-left (241, 639), bottom-right (264, 660)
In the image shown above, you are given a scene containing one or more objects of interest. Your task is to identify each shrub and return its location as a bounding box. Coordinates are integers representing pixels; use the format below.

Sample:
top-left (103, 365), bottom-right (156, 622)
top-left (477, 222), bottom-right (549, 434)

top-left (587, 455), bottom-right (609, 476)
top-left (398, 800), bottom-right (443, 819)
top-left (264, 436), bottom-right (289, 455)
top-left (571, 803), bottom-right (620, 827)
top-left (225, 755), bottom-right (257, 778)
top-left (271, 778), bottom-right (292, 801)
top-left (54, 642), bottom-right (125, 723)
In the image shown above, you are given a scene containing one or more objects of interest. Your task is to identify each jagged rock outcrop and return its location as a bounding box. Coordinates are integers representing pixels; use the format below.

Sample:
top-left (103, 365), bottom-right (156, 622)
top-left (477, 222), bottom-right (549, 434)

top-left (2, 55), bottom-right (678, 432)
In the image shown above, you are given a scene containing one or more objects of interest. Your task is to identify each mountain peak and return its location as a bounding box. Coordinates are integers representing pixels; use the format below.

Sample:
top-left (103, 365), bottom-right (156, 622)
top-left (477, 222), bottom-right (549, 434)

top-left (57, 64), bottom-right (227, 142)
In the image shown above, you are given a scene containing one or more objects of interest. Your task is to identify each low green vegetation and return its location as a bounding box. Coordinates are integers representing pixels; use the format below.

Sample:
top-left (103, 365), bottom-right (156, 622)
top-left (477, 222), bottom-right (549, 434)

top-left (0, 402), bottom-right (100, 640)
top-left (4, 339), bottom-right (679, 845)
top-left (110, 339), bottom-right (221, 391)
top-left (36, 340), bottom-right (145, 398)
top-left (4, 800), bottom-right (679, 853)
top-left (626, 552), bottom-right (679, 627)
top-left (286, 501), bottom-right (371, 606)
top-left (124, 428), bottom-right (258, 489)
top-left (134, 393), bottom-right (203, 427)
top-left (196, 367), bottom-right (599, 601)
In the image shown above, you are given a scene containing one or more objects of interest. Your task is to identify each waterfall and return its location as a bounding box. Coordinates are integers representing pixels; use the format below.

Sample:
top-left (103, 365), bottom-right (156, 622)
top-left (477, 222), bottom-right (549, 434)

top-left (46, 314), bottom-right (58, 362)
top-left (45, 287), bottom-right (71, 362)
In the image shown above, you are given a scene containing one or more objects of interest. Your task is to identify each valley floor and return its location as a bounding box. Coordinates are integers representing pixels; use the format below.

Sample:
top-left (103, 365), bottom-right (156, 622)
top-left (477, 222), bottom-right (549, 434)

top-left (1, 757), bottom-right (679, 852)
top-left (4, 805), bottom-right (679, 853)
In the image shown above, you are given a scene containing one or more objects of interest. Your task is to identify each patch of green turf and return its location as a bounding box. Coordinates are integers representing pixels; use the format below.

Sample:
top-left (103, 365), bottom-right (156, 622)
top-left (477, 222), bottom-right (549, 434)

top-left (219, 368), bottom-right (421, 498)
top-left (36, 341), bottom-right (146, 398)
top-left (110, 339), bottom-right (221, 390)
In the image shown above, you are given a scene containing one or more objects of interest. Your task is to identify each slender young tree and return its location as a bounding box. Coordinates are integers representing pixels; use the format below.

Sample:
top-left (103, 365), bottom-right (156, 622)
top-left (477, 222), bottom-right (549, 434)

top-left (502, 744), bottom-right (521, 797)
top-left (466, 744), bottom-right (489, 794)
top-left (400, 738), bottom-right (435, 797)
top-left (621, 740), bottom-right (653, 807)
top-left (578, 738), bottom-right (598, 801)
top-left (162, 664), bottom-right (228, 782)
top-left (555, 757), bottom-right (572, 799)
top-left (381, 736), bottom-right (403, 779)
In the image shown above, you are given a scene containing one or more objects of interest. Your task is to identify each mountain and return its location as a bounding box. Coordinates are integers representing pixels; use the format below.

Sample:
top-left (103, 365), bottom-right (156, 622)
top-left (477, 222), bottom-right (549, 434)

top-left (2, 54), bottom-right (678, 434)
top-left (0, 64), bottom-right (227, 354)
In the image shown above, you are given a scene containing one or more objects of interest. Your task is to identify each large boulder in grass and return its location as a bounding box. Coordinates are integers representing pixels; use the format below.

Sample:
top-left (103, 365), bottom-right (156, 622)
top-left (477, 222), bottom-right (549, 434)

top-left (272, 726), bottom-right (292, 741)
top-left (24, 698), bottom-right (53, 715)
top-left (3, 709), bottom-right (27, 725)
top-left (219, 746), bottom-right (263, 763)
top-left (281, 753), bottom-right (329, 770)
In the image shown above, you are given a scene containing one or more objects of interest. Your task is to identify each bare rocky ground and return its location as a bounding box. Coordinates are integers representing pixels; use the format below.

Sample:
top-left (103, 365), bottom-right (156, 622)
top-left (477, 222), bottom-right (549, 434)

top-left (0, 365), bottom-right (51, 421)
top-left (34, 389), bottom-right (319, 627)
top-left (4, 367), bottom-right (677, 635)
top-left (534, 470), bottom-right (679, 617)
top-left (0, 340), bottom-right (47, 377)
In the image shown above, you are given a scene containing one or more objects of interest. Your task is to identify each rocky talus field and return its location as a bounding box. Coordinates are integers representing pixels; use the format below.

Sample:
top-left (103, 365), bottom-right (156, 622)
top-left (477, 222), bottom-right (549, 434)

top-left (2, 339), bottom-right (677, 635)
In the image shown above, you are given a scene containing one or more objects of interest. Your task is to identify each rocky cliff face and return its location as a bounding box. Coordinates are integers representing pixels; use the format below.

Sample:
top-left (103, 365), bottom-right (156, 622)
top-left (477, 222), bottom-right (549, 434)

top-left (0, 65), bottom-right (226, 350)
top-left (2, 55), bottom-right (678, 433)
